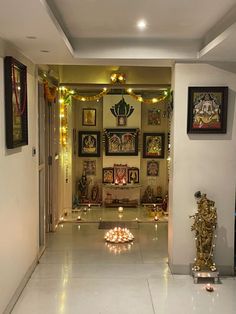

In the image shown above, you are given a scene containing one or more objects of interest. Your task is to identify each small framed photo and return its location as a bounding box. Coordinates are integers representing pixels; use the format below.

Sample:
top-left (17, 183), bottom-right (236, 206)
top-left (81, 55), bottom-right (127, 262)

top-left (147, 160), bottom-right (159, 176)
top-left (148, 109), bottom-right (161, 125)
top-left (117, 115), bottom-right (127, 126)
top-left (83, 160), bottom-right (96, 176)
top-left (82, 108), bottom-right (96, 126)
top-left (143, 133), bottom-right (165, 158)
top-left (114, 164), bottom-right (128, 184)
top-left (102, 168), bottom-right (114, 184)
top-left (187, 86), bottom-right (228, 133)
top-left (4, 56), bottom-right (28, 149)
top-left (128, 167), bottom-right (139, 183)
top-left (78, 131), bottom-right (100, 157)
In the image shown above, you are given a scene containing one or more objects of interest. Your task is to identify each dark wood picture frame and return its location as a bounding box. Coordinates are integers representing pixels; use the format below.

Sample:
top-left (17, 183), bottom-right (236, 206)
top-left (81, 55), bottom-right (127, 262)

top-left (128, 167), bottom-right (139, 183)
top-left (187, 86), bottom-right (228, 134)
top-left (82, 108), bottom-right (96, 126)
top-left (4, 56), bottom-right (28, 149)
top-left (143, 133), bottom-right (165, 158)
top-left (78, 131), bottom-right (100, 157)
top-left (104, 128), bottom-right (138, 156)
top-left (102, 167), bottom-right (114, 184)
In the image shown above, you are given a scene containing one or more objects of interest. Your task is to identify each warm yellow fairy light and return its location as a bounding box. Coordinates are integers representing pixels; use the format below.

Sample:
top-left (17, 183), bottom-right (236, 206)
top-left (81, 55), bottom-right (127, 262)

top-left (138, 96), bottom-right (143, 102)
top-left (152, 98), bottom-right (158, 103)
top-left (163, 90), bottom-right (168, 96)
top-left (81, 97), bottom-right (86, 101)
top-left (70, 90), bottom-right (75, 94)
top-left (127, 88), bottom-right (132, 93)
top-left (103, 87), bottom-right (107, 91)
top-left (118, 75), bottom-right (124, 82)
top-left (59, 98), bottom-right (64, 104)
top-left (60, 113), bottom-right (65, 118)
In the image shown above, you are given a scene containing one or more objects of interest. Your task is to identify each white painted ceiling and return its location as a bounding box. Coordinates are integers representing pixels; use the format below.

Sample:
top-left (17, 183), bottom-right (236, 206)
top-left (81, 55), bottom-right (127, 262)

top-left (0, 0), bottom-right (236, 65)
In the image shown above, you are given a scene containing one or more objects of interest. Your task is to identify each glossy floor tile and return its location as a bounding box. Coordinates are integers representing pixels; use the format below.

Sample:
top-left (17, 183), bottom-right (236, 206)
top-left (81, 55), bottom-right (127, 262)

top-left (12, 222), bottom-right (236, 314)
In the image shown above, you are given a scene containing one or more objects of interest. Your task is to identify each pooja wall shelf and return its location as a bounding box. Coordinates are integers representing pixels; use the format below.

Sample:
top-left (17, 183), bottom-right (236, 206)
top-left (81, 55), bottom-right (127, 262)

top-left (103, 184), bottom-right (141, 207)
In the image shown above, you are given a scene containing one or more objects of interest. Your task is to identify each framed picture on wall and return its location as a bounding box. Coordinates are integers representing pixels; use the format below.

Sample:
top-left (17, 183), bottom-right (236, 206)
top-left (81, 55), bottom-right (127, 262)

top-left (187, 86), bottom-right (228, 133)
top-left (114, 164), bottom-right (128, 184)
top-left (143, 133), bottom-right (165, 158)
top-left (83, 160), bottom-right (96, 176)
top-left (102, 167), bottom-right (114, 184)
top-left (104, 128), bottom-right (138, 156)
top-left (147, 160), bottom-right (159, 176)
top-left (4, 56), bottom-right (28, 149)
top-left (128, 167), bottom-right (139, 183)
top-left (78, 131), bottom-right (100, 157)
top-left (148, 109), bottom-right (161, 125)
top-left (82, 108), bottom-right (96, 126)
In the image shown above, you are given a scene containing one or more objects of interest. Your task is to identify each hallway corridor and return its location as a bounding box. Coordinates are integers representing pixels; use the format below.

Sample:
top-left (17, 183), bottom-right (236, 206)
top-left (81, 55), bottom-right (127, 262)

top-left (11, 222), bottom-right (236, 314)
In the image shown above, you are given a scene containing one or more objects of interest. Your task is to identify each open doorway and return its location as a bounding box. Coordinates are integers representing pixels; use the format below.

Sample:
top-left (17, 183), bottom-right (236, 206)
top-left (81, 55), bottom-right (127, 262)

top-left (59, 85), bottom-right (171, 223)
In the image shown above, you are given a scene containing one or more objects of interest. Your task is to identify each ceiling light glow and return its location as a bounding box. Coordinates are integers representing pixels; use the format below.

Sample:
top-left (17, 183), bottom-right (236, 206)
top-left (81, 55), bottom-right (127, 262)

top-left (137, 19), bottom-right (147, 30)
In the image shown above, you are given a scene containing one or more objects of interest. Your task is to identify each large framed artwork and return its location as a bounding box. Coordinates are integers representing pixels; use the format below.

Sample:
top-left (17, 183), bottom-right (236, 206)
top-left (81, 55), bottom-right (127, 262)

top-left (104, 128), bottom-right (138, 156)
top-left (82, 108), bottom-right (96, 126)
top-left (102, 167), bottom-right (114, 184)
top-left (143, 133), bottom-right (165, 158)
top-left (187, 86), bottom-right (228, 134)
top-left (78, 131), bottom-right (100, 157)
top-left (4, 56), bottom-right (28, 149)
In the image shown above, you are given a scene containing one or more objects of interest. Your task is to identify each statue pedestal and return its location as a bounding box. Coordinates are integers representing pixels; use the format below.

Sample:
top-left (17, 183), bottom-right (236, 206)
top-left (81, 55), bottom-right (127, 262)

top-left (192, 270), bottom-right (220, 284)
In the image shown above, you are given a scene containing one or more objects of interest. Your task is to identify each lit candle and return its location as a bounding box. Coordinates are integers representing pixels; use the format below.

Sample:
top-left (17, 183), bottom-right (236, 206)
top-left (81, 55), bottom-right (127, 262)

top-left (206, 283), bottom-right (214, 292)
top-left (77, 216), bottom-right (81, 221)
top-left (154, 215), bottom-right (159, 221)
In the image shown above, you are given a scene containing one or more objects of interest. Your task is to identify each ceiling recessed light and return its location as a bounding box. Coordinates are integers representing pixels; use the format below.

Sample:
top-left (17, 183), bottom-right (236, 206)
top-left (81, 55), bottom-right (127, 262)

top-left (26, 36), bottom-right (37, 39)
top-left (137, 19), bottom-right (147, 30)
top-left (40, 50), bottom-right (50, 53)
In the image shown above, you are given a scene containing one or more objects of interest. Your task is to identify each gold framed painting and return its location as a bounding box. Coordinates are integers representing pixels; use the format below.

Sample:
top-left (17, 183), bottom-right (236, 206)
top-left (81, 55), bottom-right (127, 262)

top-left (82, 108), bottom-right (96, 126)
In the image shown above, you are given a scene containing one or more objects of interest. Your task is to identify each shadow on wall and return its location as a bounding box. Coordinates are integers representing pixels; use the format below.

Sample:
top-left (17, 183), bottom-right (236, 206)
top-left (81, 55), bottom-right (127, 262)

top-left (216, 225), bottom-right (234, 275)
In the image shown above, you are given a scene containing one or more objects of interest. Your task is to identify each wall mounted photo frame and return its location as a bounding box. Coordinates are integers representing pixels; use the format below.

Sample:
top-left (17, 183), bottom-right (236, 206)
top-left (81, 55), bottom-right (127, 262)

top-left (78, 131), bottom-right (100, 157)
top-left (102, 167), bottom-right (114, 184)
top-left (147, 160), bottom-right (159, 176)
top-left (83, 160), bottom-right (96, 176)
top-left (128, 167), bottom-right (139, 183)
top-left (82, 108), bottom-right (96, 126)
top-left (143, 133), bottom-right (165, 158)
top-left (148, 108), bottom-right (161, 125)
top-left (187, 86), bottom-right (228, 134)
top-left (4, 56), bottom-right (28, 149)
top-left (104, 128), bottom-right (138, 156)
top-left (117, 115), bottom-right (127, 126)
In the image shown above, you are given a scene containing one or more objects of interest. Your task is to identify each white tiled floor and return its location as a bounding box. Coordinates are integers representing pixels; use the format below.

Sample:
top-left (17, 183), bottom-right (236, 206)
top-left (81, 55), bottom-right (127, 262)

top-left (12, 215), bottom-right (236, 314)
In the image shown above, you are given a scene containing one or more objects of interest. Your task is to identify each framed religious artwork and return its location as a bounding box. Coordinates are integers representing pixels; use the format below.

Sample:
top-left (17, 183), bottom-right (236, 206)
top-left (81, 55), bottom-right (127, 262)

top-left (147, 160), bottom-right (159, 176)
top-left (143, 133), bottom-right (165, 158)
top-left (148, 108), bottom-right (161, 125)
top-left (102, 167), bottom-right (114, 184)
top-left (117, 115), bottom-right (127, 126)
top-left (187, 86), bottom-right (228, 134)
top-left (104, 128), bottom-right (139, 156)
top-left (114, 164), bottom-right (128, 184)
top-left (4, 56), bottom-right (28, 149)
top-left (82, 108), bottom-right (96, 126)
top-left (83, 160), bottom-right (96, 176)
top-left (78, 131), bottom-right (100, 157)
top-left (128, 167), bottom-right (139, 183)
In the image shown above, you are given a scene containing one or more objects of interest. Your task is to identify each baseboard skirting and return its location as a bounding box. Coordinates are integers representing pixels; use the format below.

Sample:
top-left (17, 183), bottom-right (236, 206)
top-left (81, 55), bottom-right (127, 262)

top-left (3, 247), bottom-right (45, 314)
top-left (169, 263), bottom-right (235, 276)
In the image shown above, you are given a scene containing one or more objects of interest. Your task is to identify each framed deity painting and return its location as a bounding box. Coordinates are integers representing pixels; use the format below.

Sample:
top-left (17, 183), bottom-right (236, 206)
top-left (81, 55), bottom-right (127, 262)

top-left (4, 56), bottom-right (28, 149)
top-left (148, 109), bottom-right (161, 125)
top-left (78, 131), bottom-right (100, 157)
top-left (102, 167), bottom-right (114, 184)
top-left (114, 164), bottom-right (128, 184)
top-left (143, 133), bottom-right (165, 158)
top-left (104, 128), bottom-right (138, 156)
top-left (187, 86), bottom-right (228, 134)
top-left (82, 108), bottom-right (96, 126)
top-left (83, 160), bottom-right (96, 176)
top-left (147, 160), bottom-right (159, 176)
top-left (128, 167), bottom-right (139, 183)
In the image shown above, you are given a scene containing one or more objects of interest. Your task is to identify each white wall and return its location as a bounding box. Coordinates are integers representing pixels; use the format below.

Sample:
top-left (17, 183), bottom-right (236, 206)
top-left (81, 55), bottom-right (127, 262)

top-left (169, 63), bottom-right (236, 275)
top-left (0, 43), bottom-right (38, 312)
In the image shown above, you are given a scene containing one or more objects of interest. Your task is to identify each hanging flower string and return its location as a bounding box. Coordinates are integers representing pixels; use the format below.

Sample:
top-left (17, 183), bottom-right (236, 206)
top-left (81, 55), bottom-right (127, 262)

top-left (43, 81), bottom-right (57, 103)
top-left (59, 86), bottom-right (171, 104)
top-left (12, 65), bottom-right (27, 115)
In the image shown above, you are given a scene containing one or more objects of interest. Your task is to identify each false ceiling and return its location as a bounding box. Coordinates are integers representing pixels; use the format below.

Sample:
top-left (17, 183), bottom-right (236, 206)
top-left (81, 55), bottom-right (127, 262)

top-left (0, 0), bottom-right (236, 65)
